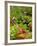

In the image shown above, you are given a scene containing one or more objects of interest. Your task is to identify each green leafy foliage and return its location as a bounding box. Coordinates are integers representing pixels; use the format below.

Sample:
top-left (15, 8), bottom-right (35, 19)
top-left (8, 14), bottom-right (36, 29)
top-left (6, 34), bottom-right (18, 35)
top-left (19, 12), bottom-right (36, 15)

top-left (10, 25), bottom-right (19, 39)
top-left (10, 6), bottom-right (32, 40)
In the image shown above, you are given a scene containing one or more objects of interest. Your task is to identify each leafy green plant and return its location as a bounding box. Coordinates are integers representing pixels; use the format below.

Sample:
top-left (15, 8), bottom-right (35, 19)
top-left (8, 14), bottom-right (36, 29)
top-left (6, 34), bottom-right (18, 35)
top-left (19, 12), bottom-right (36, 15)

top-left (10, 6), bottom-right (32, 40)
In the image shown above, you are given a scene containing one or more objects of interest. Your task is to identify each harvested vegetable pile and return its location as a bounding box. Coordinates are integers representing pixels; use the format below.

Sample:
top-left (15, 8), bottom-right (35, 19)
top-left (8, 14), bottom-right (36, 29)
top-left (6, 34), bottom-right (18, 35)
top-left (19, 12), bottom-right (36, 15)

top-left (10, 6), bottom-right (32, 40)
